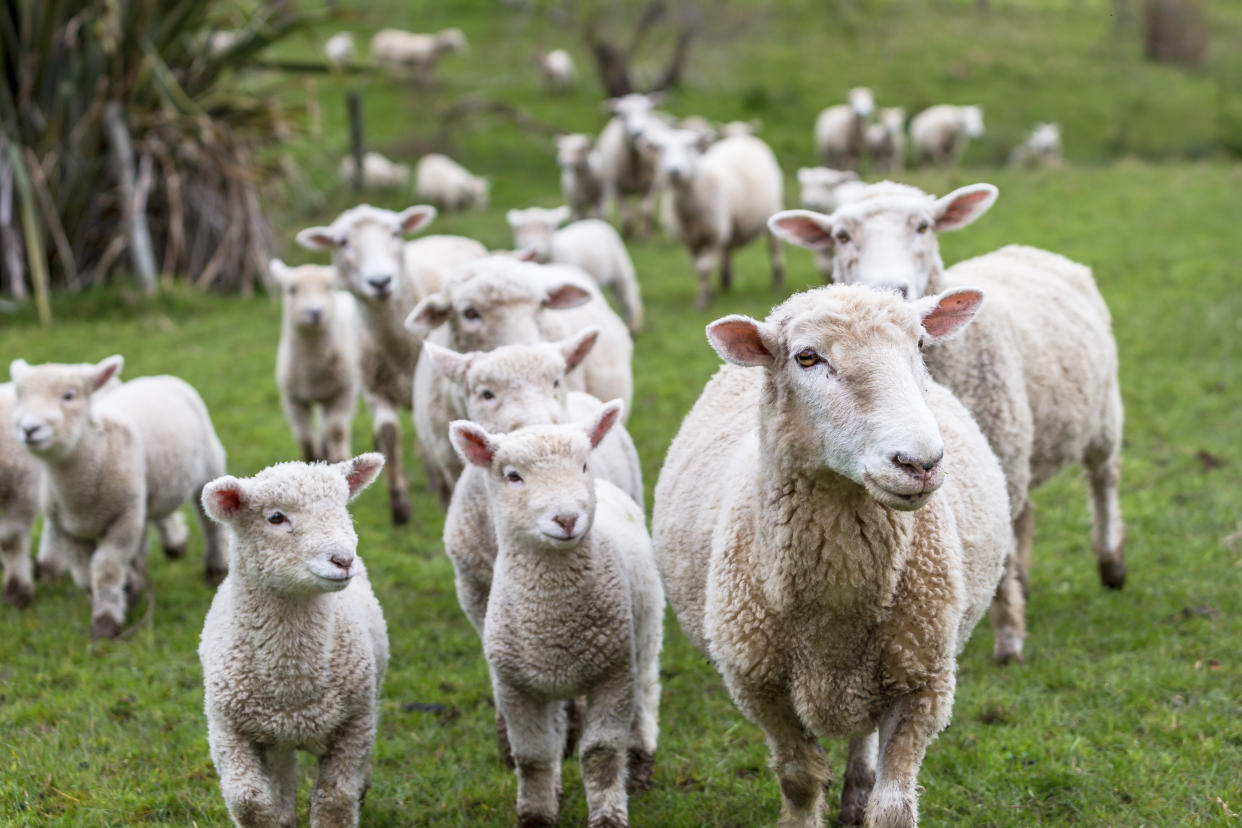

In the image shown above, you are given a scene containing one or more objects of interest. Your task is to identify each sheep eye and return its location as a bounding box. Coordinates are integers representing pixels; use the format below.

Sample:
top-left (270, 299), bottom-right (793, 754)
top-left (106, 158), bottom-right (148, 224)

top-left (337, 237), bottom-right (348, 249)
top-left (795, 349), bottom-right (820, 368)
top-left (480, 389), bottom-right (495, 400)
top-left (553, 379), bottom-right (560, 388)
top-left (266, 511), bottom-right (288, 525)
top-left (62, 389), bottom-right (76, 401)
top-left (918, 336), bottom-right (925, 350)
top-left (288, 286), bottom-right (298, 296)
top-left (505, 470), bottom-right (523, 484)
top-left (462, 308), bottom-right (481, 321)
top-left (582, 462), bottom-right (588, 473)
top-left (835, 230), bottom-right (851, 244)
top-left (916, 221), bottom-right (930, 234)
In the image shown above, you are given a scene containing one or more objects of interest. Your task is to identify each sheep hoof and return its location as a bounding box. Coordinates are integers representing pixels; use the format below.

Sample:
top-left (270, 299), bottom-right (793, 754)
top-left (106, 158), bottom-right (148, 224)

top-left (1099, 558), bottom-right (1127, 590)
top-left (587, 814), bottom-right (628, 828)
top-left (34, 560), bottom-right (63, 582)
top-left (517, 813), bottom-right (557, 828)
top-left (992, 636), bottom-right (1024, 666)
top-left (162, 542), bottom-right (187, 560)
top-left (90, 614), bottom-right (123, 640)
top-left (1, 579), bottom-right (33, 609)
top-left (626, 748), bottom-right (654, 793)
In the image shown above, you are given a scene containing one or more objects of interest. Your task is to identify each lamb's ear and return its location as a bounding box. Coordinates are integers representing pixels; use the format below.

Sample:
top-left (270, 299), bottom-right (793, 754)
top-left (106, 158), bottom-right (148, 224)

top-left (422, 341), bottom-right (470, 386)
top-left (767, 210), bottom-right (834, 250)
top-left (449, 421), bottom-right (497, 468)
top-left (202, 476), bottom-right (248, 523)
top-left (551, 205), bottom-right (572, 226)
top-left (542, 280), bottom-right (592, 310)
top-left (933, 184), bottom-right (997, 232)
top-left (269, 258), bottom-right (291, 285)
top-left (296, 225), bottom-right (339, 251)
top-left (585, 399), bottom-right (624, 449)
top-left (395, 204), bottom-right (437, 235)
top-left (707, 315), bottom-right (777, 368)
top-left (558, 327), bottom-right (599, 372)
top-left (796, 167), bottom-right (815, 184)
top-left (9, 359), bottom-right (29, 382)
top-left (338, 453), bottom-right (385, 501)
top-left (89, 355), bottom-right (124, 391)
top-left (405, 293), bottom-right (452, 333)
top-left (917, 288), bottom-right (985, 343)
top-left (514, 246), bottom-right (541, 263)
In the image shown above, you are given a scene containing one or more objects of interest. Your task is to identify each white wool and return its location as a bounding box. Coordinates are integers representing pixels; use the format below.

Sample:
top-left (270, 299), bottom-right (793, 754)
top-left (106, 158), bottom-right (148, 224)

top-left (555, 133), bottom-right (606, 221)
top-left (0, 383), bottom-right (43, 608)
top-left (910, 104), bottom-right (986, 166)
top-left (370, 28), bottom-right (466, 84)
top-left (813, 87), bottom-right (875, 170)
top-left (538, 48), bottom-right (576, 93)
top-left (415, 154), bottom-right (489, 212)
top-left (595, 93), bottom-right (669, 237)
top-left (338, 151), bottom-right (411, 191)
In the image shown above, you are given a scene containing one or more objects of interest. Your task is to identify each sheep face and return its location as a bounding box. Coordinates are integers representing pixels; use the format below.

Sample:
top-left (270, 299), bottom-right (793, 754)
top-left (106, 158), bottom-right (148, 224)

top-left (556, 134), bottom-right (594, 167)
top-left (962, 106), bottom-right (985, 138)
top-left (296, 205), bottom-right (436, 303)
top-left (450, 402), bottom-right (622, 549)
top-left (608, 93), bottom-right (664, 141)
top-left (201, 455), bottom-right (383, 595)
top-left (769, 183), bottom-right (998, 301)
top-left (270, 260), bottom-right (338, 331)
top-left (437, 28), bottom-right (467, 53)
top-left (879, 107), bottom-right (905, 131)
top-left (849, 87), bottom-right (876, 118)
top-left (648, 128), bottom-right (711, 187)
top-left (9, 356), bottom-right (122, 459)
top-left (506, 206), bottom-right (572, 262)
top-left (707, 286), bottom-right (982, 511)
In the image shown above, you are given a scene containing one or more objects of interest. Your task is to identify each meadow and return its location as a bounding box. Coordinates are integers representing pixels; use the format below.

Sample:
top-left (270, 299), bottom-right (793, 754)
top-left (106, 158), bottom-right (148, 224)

top-left (1, 1), bottom-right (1241, 825)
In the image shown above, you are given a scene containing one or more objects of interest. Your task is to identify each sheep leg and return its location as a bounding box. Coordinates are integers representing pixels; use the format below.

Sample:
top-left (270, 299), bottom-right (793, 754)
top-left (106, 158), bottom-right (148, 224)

top-left (194, 487), bottom-right (229, 586)
top-left (211, 727), bottom-right (284, 827)
top-left (370, 400), bottom-right (411, 525)
top-left (266, 744), bottom-right (298, 828)
top-left (125, 531), bottom-right (148, 608)
top-left (494, 679), bottom-right (563, 827)
top-left (153, 510), bottom-right (189, 559)
top-left (638, 188), bottom-right (658, 238)
top-left (767, 228), bottom-right (786, 289)
top-left (720, 249), bottom-right (734, 292)
top-left (283, 395), bottom-right (319, 462)
top-left (840, 730), bottom-right (878, 825)
top-left (740, 694), bottom-right (828, 828)
top-left (580, 673), bottom-right (634, 827)
top-left (627, 608), bottom-right (662, 793)
top-left (89, 508), bottom-right (145, 639)
top-left (693, 248), bottom-right (720, 310)
top-left (310, 713), bottom-right (373, 828)
top-left (1014, 500), bottom-right (1034, 599)
top-left (1086, 446), bottom-right (1126, 589)
top-left (618, 196), bottom-right (636, 240)
top-left (320, 391), bottom-right (357, 464)
top-left (866, 673), bottom-right (955, 828)
top-left (39, 515), bottom-right (92, 590)
top-left (0, 522), bottom-right (34, 608)
top-left (990, 531), bottom-right (1028, 665)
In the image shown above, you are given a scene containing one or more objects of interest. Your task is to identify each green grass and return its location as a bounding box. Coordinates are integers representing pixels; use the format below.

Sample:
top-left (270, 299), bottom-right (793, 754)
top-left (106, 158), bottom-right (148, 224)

top-left (3, 1), bottom-right (1242, 826)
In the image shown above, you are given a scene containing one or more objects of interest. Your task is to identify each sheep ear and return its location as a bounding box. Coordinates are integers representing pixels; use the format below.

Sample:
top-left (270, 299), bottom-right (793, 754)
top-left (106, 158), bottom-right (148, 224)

top-left (796, 167), bottom-right (814, 184)
top-left (514, 246), bottom-right (541, 263)
top-left (768, 210), bottom-right (834, 250)
top-left (338, 453), bottom-right (385, 501)
top-left (9, 359), bottom-right (29, 382)
top-left (296, 226), bottom-right (339, 251)
top-left (543, 281), bottom-right (592, 310)
top-left (405, 294), bottom-right (452, 333)
top-left (89, 355), bottom-right (123, 391)
top-left (917, 288), bottom-right (984, 343)
top-left (202, 476), bottom-right (247, 523)
top-left (396, 205), bottom-right (437, 235)
top-left (707, 315), bottom-right (776, 368)
top-left (585, 399), bottom-right (624, 449)
top-left (558, 327), bottom-right (599, 372)
top-left (422, 341), bottom-right (470, 386)
top-left (269, 258), bottom-right (291, 284)
top-left (551, 205), bottom-right (572, 225)
top-left (933, 184), bottom-right (997, 232)
top-left (505, 209), bottom-right (523, 227)
top-left (449, 421), bottom-right (496, 468)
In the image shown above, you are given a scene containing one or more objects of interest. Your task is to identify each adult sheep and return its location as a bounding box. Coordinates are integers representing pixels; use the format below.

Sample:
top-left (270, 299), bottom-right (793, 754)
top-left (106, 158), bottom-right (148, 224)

top-left (813, 87), bottom-right (876, 170)
top-left (769, 181), bottom-right (1125, 664)
top-left (652, 285), bottom-right (1012, 827)
top-left (909, 104), bottom-right (984, 166)
top-left (596, 93), bottom-right (668, 238)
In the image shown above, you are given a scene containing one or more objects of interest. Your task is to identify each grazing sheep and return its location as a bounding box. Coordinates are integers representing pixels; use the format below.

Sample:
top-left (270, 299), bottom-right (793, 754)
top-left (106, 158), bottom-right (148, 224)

top-left (405, 255), bottom-right (634, 508)
top-left (910, 105), bottom-right (985, 167)
top-left (296, 204), bottom-right (488, 524)
top-left (556, 133), bottom-right (606, 220)
top-left (415, 154), bottom-right (489, 212)
top-left (370, 27), bottom-right (466, 85)
top-left (507, 206), bottom-right (644, 333)
top-left (1009, 122), bottom-right (1063, 168)
top-left (0, 382), bottom-right (42, 608)
top-left (647, 128), bottom-right (785, 308)
top-left (769, 181), bottom-right (1124, 665)
top-left (271, 260), bottom-right (360, 464)
top-left (450, 402), bottom-right (663, 826)
top-left (10, 356), bottom-right (228, 638)
top-left (865, 107), bottom-right (906, 173)
top-left (324, 32), bottom-right (356, 68)
top-left (199, 454), bottom-right (388, 828)
top-left (338, 151), bottom-right (411, 191)
top-left (814, 87), bottom-right (876, 170)
top-left (653, 285), bottom-right (1011, 827)
top-left (537, 48), bottom-right (576, 93)
top-left (596, 93), bottom-right (669, 237)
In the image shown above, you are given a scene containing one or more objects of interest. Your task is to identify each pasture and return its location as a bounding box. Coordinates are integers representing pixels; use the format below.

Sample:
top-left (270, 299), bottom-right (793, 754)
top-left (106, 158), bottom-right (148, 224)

top-left (2, 0), bottom-right (1241, 825)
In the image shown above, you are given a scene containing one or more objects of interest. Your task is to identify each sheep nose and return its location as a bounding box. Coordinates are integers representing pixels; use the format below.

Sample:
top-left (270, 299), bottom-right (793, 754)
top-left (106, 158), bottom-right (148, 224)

top-left (552, 513), bottom-right (577, 535)
top-left (892, 449), bottom-right (943, 477)
top-left (366, 274), bottom-right (393, 292)
top-left (22, 425), bottom-right (40, 439)
top-left (878, 282), bottom-right (909, 299)
top-left (306, 309), bottom-right (323, 324)
top-left (329, 553), bottom-right (354, 571)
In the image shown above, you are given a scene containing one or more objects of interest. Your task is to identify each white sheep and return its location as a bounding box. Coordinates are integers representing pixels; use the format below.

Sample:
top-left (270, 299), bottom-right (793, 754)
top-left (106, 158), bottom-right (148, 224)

top-left (769, 181), bottom-right (1125, 665)
top-left (1009, 122), bottom-right (1063, 168)
top-left (324, 32), bottom-right (356, 68)
top-left (296, 203), bottom-right (488, 524)
top-left (507, 206), bottom-right (644, 334)
top-left (647, 128), bottom-right (785, 308)
top-left (653, 284), bottom-right (1011, 827)
top-left (814, 87), bottom-right (876, 170)
top-left (596, 93), bottom-right (669, 237)
top-left (198, 454), bottom-right (388, 828)
top-left (537, 48), bottom-right (576, 93)
top-left (404, 255), bottom-right (634, 508)
top-left (415, 153), bottom-right (489, 212)
top-left (865, 107), bottom-right (906, 173)
top-left (450, 402), bottom-right (663, 825)
top-left (910, 104), bottom-right (985, 166)
top-left (719, 118), bottom-right (763, 137)
top-left (270, 259), bottom-right (360, 464)
top-left (556, 133), bottom-right (606, 221)
top-left (338, 151), bottom-right (411, 191)
top-left (10, 356), bottom-right (228, 638)
top-left (370, 27), bottom-right (466, 85)
top-left (677, 114), bottom-right (719, 144)
top-left (0, 382), bottom-right (42, 608)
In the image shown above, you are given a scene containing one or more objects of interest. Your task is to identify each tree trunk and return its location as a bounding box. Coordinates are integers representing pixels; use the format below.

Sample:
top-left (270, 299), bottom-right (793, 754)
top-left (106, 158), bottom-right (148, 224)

top-left (103, 102), bottom-right (158, 295)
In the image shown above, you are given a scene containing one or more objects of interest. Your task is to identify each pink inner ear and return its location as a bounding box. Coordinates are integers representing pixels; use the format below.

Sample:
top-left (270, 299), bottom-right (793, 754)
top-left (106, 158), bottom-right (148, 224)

top-left (709, 318), bottom-right (772, 365)
top-left (937, 190), bottom-right (993, 230)
top-left (454, 427), bottom-right (495, 468)
top-left (564, 330), bottom-right (599, 371)
top-left (212, 487), bottom-right (242, 515)
top-left (589, 405), bottom-right (621, 448)
top-left (544, 283), bottom-right (591, 310)
top-left (399, 208), bottom-right (434, 233)
top-left (771, 214), bottom-right (833, 248)
top-left (923, 291), bottom-right (983, 337)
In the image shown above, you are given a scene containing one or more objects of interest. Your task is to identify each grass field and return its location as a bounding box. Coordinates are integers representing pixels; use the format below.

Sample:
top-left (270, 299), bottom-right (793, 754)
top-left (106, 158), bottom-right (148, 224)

top-left (2, 1), bottom-right (1242, 826)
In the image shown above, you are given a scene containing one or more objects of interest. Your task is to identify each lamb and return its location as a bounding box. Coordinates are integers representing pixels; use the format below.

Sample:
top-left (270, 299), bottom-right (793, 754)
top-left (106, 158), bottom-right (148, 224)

top-left (10, 356), bottom-right (228, 638)
top-left (769, 181), bottom-right (1124, 665)
top-left (865, 107), bottom-right (906, 173)
top-left (324, 32), bottom-right (356, 68)
top-left (652, 285), bottom-right (1012, 827)
top-left (910, 104), bottom-right (985, 166)
top-left (296, 203), bottom-right (488, 524)
top-left (1009, 122), bottom-right (1063, 168)
top-left (271, 259), bottom-right (360, 464)
top-left (338, 151), bottom-right (411, 191)
top-left (556, 133), bottom-right (606, 220)
top-left (370, 27), bottom-right (466, 85)
top-left (537, 48), bottom-right (576, 93)
top-left (404, 255), bottom-right (634, 507)
top-left (814, 87), bottom-right (876, 170)
top-left (450, 402), bottom-right (663, 827)
top-left (596, 93), bottom-right (669, 237)
top-left (646, 128), bottom-right (785, 308)
top-left (415, 153), bottom-right (489, 212)
top-left (198, 454), bottom-right (388, 828)
top-left (507, 205), bottom-right (644, 333)
top-left (0, 382), bottom-right (42, 608)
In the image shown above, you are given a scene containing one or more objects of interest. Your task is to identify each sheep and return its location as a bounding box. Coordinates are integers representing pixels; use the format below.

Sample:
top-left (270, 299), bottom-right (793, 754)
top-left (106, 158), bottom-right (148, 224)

top-left (646, 128), bottom-right (785, 308)
top-left (537, 48), bottom-right (576, 93)
top-left (1009, 122), bottom-right (1063, 168)
top-left (415, 154), bottom-right (489, 212)
top-left (507, 205), bottom-right (644, 333)
top-left (296, 203), bottom-right (488, 524)
top-left (270, 259), bottom-right (360, 464)
top-left (10, 356), bottom-right (228, 638)
top-left (324, 32), bottom-right (356, 68)
top-left (198, 454), bottom-right (388, 828)
top-left (556, 133), bottom-right (606, 221)
top-left (813, 87), bottom-right (876, 170)
top-left (719, 118), bottom-right (762, 137)
top-left (865, 107), bottom-right (906, 173)
top-left (450, 401), bottom-right (663, 826)
top-left (338, 151), bottom-right (411, 191)
top-left (652, 284), bottom-right (1012, 827)
top-left (677, 114), bottom-right (719, 144)
top-left (404, 255), bottom-right (634, 508)
top-left (0, 382), bottom-right (42, 608)
top-left (768, 181), bottom-right (1125, 665)
top-left (910, 104), bottom-right (985, 167)
top-left (370, 27), bottom-right (466, 85)
top-left (596, 92), bottom-right (669, 238)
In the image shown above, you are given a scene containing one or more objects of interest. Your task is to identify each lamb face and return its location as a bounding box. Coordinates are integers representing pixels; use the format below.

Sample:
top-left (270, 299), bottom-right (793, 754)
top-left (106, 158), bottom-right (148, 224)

top-left (296, 204), bottom-right (436, 302)
top-left (506, 206), bottom-right (571, 262)
top-left (648, 128), bottom-right (709, 186)
top-left (271, 261), bottom-right (339, 331)
top-left (848, 86), bottom-right (875, 118)
top-left (556, 134), bottom-right (593, 167)
top-left (9, 356), bottom-right (121, 458)
top-left (608, 92), bottom-right (664, 140)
